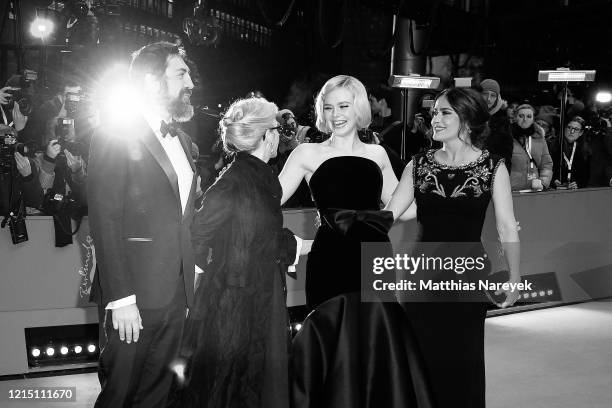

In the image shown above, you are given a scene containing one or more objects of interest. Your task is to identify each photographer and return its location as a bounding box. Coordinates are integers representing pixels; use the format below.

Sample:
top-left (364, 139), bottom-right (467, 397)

top-left (0, 76), bottom-right (30, 133)
top-left (35, 114), bottom-right (87, 247)
top-left (269, 109), bottom-right (316, 207)
top-left (1, 124), bottom-right (44, 243)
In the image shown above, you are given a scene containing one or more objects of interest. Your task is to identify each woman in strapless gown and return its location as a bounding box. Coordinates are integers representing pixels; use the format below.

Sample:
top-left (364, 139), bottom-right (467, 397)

top-left (386, 88), bottom-right (521, 408)
top-left (279, 75), bottom-right (432, 408)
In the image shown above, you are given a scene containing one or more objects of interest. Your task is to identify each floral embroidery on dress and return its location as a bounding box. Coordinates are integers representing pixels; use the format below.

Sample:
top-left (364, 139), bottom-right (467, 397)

top-left (415, 157), bottom-right (446, 197)
top-left (415, 150), bottom-right (494, 199)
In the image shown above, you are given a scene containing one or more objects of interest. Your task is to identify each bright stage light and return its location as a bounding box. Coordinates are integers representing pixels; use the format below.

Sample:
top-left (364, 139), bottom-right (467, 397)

top-left (31, 348), bottom-right (41, 358)
top-left (74, 345), bottom-right (83, 354)
top-left (87, 344), bottom-right (96, 353)
top-left (595, 91), bottom-right (612, 103)
top-left (30, 17), bottom-right (54, 39)
top-left (294, 323), bottom-right (303, 331)
top-left (60, 346), bottom-right (69, 355)
top-left (94, 64), bottom-right (140, 125)
top-left (46, 347), bottom-right (55, 357)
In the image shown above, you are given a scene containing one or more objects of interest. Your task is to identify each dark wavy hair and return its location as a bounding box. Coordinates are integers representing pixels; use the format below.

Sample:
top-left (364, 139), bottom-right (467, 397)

top-left (129, 41), bottom-right (186, 88)
top-left (435, 87), bottom-right (490, 149)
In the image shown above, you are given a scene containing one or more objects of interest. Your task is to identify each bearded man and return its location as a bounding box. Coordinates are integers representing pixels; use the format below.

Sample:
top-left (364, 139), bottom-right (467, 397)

top-left (88, 42), bottom-right (197, 407)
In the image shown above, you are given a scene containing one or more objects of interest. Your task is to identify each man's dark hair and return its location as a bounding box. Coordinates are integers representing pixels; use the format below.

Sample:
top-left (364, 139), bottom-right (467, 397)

top-left (129, 42), bottom-right (186, 88)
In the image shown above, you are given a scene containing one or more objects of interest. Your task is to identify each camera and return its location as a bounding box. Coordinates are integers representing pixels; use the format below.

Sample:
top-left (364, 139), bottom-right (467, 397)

top-left (5, 70), bottom-right (37, 116)
top-left (277, 111), bottom-right (297, 143)
top-left (1, 212), bottom-right (28, 244)
top-left (0, 125), bottom-right (28, 175)
top-left (55, 117), bottom-right (82, 156)
top-left (63, 89), bottom-right (94, 120)
top-left (42, 191), bottom-right (83, 219)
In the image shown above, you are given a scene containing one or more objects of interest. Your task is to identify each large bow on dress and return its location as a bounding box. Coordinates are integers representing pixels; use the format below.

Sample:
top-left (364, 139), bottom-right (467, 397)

top-left (320, 208), bottom-right (394, 236)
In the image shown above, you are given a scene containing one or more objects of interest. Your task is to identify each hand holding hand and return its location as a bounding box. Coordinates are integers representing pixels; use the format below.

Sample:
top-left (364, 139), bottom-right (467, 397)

top-left (14, 152), bottom-right (32, 177)
top-left (46, 139), bottom-right (61, 159)
top-left (111, 303), bottom-right (143, 343)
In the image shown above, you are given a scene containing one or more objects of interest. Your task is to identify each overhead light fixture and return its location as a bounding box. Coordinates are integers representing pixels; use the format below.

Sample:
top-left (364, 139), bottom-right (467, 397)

top-left (538, 69), bottom-right (596, 82)
top-left (30, 17), bottom-right (54, 39)
top-left (454, 77), bottom-right (472, 87)
top-left (389, 75), bottom-right (441, 89)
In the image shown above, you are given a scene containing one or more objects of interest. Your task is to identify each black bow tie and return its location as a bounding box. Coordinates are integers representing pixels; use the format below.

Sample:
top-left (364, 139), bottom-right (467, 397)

top-left (160, 120), bottom-right (178, 138)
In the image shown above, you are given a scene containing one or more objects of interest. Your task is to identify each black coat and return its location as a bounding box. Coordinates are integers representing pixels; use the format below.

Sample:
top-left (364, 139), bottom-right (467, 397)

top-left (550, 139), bottom-right (590, 188)
top-left (486, 108), bottom-right (513, 172)
top-left (176, 152), bottom-right (297, 408)
top-left (87, 117), bottom-right (197, 309)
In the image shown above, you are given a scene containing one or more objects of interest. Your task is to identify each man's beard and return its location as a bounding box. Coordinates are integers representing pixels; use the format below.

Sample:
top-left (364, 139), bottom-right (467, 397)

top-left (162, 86), bottom-right (194, 123)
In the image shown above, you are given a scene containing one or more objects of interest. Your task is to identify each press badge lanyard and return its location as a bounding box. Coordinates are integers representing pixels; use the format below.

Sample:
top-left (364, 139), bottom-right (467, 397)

top-left (0, 105), bottom-right (12, 127)
top-left (563, 142), bottom-right (577, 182)
top-left (521, 136), bottom-right (534, 169)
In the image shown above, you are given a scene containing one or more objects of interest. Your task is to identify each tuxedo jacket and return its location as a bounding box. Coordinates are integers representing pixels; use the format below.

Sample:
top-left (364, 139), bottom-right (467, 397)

top-left (88, 116), bottom-right (196, 309)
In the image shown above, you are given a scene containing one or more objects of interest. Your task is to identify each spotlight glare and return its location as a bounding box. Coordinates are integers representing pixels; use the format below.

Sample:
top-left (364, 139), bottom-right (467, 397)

top-left (74, 345), bottom-right (83, 354)
top-left (294, 323), bottom-right (303, 331)
top-left (60, 346), bottom-right (69, 355)
top-left (46, 347), bottom-right (55, 357)
top-left (31, 348), bottom-right (41, 358)
top-left (30, 18), bottom-right (54, 39)
top-left (94, 64), bottom-right (140, 125)
top-left (171, 360), bottom-right (186, 384)
top-left (87, 344), bottom-right (96, 353)
top-left (595, 91), bottom-right (612, 104)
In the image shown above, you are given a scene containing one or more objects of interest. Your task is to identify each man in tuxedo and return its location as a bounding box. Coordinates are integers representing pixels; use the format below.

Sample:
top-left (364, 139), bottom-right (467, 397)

top-left (88, 42), bottom-right (197, 407)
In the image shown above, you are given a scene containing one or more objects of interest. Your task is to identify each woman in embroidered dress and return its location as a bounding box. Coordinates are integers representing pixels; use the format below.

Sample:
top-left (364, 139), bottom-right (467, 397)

top-left (385, 87), bottom-right (521, 408)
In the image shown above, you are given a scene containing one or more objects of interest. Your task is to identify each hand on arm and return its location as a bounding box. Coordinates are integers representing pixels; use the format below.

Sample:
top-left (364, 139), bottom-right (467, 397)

top-left (384, 161), bottom-right (416, 221)
top-left (492, 163), bottom-right (521, 308)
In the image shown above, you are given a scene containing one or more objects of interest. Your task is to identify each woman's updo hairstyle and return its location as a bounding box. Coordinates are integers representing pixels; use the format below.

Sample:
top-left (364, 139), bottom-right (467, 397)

top-left (219, 97), bottom-right (278, 154)
top-left (436, 87), bottom-right (491, 148)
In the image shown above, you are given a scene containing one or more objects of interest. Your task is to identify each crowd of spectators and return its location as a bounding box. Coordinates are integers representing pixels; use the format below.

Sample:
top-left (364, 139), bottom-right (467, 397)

top-left (2, 69), bottom-right (612, 237)
top-left (1, 75), bottom-right (92, 246)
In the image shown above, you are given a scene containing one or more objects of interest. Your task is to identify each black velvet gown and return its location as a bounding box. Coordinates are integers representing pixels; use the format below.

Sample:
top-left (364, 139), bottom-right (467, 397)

top-left (291, 156), bottom-right (434, 408)
top-left (404, 149), bottom-right (505, 408)
top-left (169, 152), bottom-right (296, 408)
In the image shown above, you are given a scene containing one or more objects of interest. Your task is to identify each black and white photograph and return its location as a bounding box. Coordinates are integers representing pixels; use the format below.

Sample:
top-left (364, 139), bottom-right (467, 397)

top-left (0, 0), bottom-right (611, 407)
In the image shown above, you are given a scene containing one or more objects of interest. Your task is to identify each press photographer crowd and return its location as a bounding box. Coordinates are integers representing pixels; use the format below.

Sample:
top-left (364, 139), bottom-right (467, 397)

top-left (2, 69), bottom-right (612, 246)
